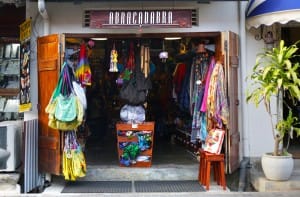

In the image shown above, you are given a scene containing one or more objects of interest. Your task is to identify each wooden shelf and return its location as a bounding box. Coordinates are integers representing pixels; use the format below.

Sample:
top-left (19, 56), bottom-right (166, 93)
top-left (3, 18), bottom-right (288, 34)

top-left (116, 122), bottom-right (155, 167)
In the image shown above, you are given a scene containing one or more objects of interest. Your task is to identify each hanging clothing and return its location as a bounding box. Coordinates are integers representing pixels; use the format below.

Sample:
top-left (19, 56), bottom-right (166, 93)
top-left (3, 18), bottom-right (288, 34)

top-left (173, 62), bottom-right (187, 97)
top-left (206, 62), bottom-right (229, 129)
top-left (75, 43), bottom-right (92, 86)
top-left (177, 63), bottom-right (191, 113)
top-left (190, 53), bottom-right (211, 142)
top-left (189, 52), bottom-right (211, 115)
top-left (200, 57), bottom-right (215, 112)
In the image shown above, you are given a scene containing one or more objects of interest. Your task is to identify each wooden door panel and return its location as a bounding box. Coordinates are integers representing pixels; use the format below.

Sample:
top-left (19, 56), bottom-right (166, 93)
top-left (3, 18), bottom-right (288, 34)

top-left (38, 60), bottom-right (58, 71)
top-left (37, 34), bottom-right (61, 175)
top-left (222, 31), bottom-right (240, 174)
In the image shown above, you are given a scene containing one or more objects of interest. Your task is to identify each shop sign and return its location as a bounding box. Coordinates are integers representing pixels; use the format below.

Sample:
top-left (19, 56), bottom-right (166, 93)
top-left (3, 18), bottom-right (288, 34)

top-left (90, 9), bottom-right (192, 28)
top-left (19, 19), bottom-right (31, 42)
top-left (19, 19), bottom-right (32, 112)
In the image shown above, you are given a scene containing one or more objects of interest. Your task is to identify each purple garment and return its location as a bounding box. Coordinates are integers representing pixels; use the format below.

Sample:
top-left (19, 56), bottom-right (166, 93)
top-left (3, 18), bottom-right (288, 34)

top-left (200, 57), bottom-right (215, 112)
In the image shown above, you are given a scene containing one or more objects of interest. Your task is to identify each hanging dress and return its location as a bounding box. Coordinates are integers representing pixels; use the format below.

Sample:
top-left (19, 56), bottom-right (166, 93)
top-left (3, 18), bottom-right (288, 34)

top-left (206, 62), bottom-right (229, 129)
top-left (190, 53), bottom-right (210, 143)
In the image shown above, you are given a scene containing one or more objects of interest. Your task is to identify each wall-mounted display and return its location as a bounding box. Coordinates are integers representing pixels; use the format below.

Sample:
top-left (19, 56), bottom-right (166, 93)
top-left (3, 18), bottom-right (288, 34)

top-left (4, 44), bottom-right (11, 58)
top-left (0, 44), bottom-right (4, 58)
top-left (0, 42), bottom-right (20, 95)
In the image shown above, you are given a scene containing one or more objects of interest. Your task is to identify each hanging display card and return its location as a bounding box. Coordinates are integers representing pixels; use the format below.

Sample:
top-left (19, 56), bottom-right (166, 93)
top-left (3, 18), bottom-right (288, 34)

top-left (203, 129), bottom-right (225, 154)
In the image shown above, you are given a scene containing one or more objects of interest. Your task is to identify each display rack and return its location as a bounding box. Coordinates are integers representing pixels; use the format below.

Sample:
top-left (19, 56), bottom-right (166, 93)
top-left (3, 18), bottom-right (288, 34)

top-left (116, 121), bottom-right (155, 167)
top-left (0, 41), bottom-right (20, 96)
top-left (175, 127), bottom-right (202, 155)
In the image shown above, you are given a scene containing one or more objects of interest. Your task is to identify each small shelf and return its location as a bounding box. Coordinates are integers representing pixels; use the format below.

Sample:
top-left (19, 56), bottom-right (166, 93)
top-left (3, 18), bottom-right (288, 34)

top-left (175, 127), bottom-right (202, 155)
top-left (0, 42), bottom-right (20, 96)
top-left (116, 122), bottom-right (155, 167)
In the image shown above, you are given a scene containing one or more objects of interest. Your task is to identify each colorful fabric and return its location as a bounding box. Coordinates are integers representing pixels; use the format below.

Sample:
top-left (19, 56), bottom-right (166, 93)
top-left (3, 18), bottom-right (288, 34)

top-left (189, 53), bottom-right (210, 115)
top-left (207, 62), bottom-right (229, 128)
top-left (75, 43), bottom-right (92, 86)
top-left (190, 53), bottom-right (211, 142)
top-left (126, 42), bottom-right (135, 70)
top-left (63, 131), bottom-right (86, 181)
top-left (200, 57), bottom-right (215, 112)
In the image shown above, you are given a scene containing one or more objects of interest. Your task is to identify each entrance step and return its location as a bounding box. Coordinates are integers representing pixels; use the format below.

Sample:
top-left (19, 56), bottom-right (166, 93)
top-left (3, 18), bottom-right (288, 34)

top-left (250, 158), bottom-right (300, 191)
top-left (0, 173), bottom-right (21, 194)
top-left (80, 164), bottom-right (199, 181)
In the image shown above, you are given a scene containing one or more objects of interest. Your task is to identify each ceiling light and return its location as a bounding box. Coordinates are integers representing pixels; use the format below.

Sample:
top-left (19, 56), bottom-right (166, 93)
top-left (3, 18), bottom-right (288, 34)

top-left (91, 38), bottom-right (107, 41)
top-left (164, 37), bottom-right (182, 40)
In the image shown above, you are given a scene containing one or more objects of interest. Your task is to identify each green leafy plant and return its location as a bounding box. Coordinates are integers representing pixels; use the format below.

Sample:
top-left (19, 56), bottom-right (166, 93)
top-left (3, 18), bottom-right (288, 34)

top-left (246, 40), bottom-right (300, 156)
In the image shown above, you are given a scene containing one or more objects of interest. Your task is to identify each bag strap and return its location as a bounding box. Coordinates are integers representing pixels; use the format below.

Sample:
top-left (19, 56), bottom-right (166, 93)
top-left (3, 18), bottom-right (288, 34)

top-left (60, 62), bottom-right (75, 96)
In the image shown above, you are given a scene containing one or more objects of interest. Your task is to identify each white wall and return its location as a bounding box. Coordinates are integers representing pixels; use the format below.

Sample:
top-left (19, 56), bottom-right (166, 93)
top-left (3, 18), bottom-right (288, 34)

top-left (243, 28), bottom-right (275, 157)
top-left (27, 1), bottom-right (240, 34)
top-left (25, 1), bottom-right (272, 158)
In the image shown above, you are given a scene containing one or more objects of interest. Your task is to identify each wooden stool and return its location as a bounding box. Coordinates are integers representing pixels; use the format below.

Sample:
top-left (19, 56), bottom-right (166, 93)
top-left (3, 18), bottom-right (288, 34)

top-left (198, 149), bottom-right (217, 185)
top-left (198, 149), bottom-right (206, 184)
top-left (198, 149), bottom-right (226, 191)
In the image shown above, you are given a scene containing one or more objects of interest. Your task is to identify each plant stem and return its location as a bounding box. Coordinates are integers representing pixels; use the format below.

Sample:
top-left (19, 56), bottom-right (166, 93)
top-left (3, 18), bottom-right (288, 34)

top-left (265, 99), bottom-right (279, 155)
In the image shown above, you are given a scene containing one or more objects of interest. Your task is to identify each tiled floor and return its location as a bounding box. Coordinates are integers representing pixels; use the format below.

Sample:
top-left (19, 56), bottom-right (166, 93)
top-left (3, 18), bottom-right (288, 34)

top-left (41, 131), bottom-right (234, 195)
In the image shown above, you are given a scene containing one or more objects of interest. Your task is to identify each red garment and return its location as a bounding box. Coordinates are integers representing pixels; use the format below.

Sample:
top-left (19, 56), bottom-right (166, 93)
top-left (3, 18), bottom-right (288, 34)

top-left (173, 63), bottom-right (187, 95)
top-left (126, 42), bottom-right (135, 70)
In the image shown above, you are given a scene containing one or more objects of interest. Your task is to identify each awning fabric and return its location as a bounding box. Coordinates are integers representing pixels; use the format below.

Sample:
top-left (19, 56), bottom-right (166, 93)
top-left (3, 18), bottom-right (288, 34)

top-left (246, 0), bottom-right (300, 29)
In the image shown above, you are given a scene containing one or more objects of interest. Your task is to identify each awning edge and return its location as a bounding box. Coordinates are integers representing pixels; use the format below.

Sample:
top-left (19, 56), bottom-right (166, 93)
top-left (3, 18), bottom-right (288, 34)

top-left (246, 10), bottom-right (300, 29)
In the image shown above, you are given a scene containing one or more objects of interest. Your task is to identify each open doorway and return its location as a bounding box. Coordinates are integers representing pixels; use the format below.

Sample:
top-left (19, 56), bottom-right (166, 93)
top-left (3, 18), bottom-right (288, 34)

top-left (64, 33), bottom-right (220, 167)
top-left (281, 27), bottom-right (300, 158)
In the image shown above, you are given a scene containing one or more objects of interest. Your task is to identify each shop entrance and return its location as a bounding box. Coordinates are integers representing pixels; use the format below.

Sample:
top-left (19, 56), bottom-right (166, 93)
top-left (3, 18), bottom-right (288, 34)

top-left (281, 27), bottom-right (300, 158)
top-left (37, 31), bottom-right (240, 177)
top-left (65, 34), bottom-right (220, 167)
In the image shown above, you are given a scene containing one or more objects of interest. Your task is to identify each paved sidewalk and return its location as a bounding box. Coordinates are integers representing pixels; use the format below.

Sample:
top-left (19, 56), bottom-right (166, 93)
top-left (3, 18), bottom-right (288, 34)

top-left (3, 191), bottom-right (300, 197)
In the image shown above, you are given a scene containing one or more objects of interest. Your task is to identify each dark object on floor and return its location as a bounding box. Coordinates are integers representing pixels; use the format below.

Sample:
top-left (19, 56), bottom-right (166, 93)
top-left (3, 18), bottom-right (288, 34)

top-left (62, 181), bottom-right (132, 193)
top-left (61, 180), bottom-right (205, 193)
top-left (135, 180), bottom-right (205, 192)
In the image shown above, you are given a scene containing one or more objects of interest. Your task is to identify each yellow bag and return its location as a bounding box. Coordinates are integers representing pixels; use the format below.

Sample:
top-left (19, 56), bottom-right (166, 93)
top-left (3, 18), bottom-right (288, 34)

top-left (48, 114), bottom-right (81, 131)
top-left (48, 97), bottom-right (84, 131)
top-left (62, 131), bottom-right (86, 181)
top-left (71, 149), bottom-right (86, 178)
top-left (63, 150), bottom-right (76, 181)
top-left (45, 99), bottom-right (57, 114)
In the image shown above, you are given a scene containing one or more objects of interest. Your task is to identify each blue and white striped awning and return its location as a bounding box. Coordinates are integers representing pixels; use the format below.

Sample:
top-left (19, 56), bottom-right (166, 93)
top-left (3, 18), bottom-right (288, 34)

top-left (246, 0), bottom-right (300, 29)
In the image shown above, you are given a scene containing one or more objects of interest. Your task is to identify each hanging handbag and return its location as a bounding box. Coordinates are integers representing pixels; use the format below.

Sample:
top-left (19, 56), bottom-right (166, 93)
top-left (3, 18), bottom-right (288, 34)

top-left (119, 78), bottom-right (147, 105)
top-left (119, 52), bottom-right (151, 105)
top-left (46, 62), bottom-right (84, 130)
top-left (63, 131), bottom-right (86, 181)
top-left (54, 94), bottom-right (77, 122)
top-left (48, 96), bottom-right (84, 131)
top-left (72, 81), bottom-right (87, 110)
top-left (120, 104), bottom-right (145, 123)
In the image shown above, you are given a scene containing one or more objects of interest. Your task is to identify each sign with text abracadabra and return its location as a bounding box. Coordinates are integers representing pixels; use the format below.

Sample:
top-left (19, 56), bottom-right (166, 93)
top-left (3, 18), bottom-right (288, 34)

top-left (89, 9), bottom-right (192, 28)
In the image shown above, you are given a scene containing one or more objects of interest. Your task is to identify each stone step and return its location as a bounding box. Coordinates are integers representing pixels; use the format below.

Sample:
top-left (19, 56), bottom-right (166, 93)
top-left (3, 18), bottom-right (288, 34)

top-left (0, 173), bottom-right (21, 194)
top-left (79, 164), bottom-right (199, 181)
top-left (250, 159), bottom-right (300, 192)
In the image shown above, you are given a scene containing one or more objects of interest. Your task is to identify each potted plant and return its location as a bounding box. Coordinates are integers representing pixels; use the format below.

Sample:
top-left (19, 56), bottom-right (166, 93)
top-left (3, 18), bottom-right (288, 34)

top-left (246, 40), bottom-right (300, 181)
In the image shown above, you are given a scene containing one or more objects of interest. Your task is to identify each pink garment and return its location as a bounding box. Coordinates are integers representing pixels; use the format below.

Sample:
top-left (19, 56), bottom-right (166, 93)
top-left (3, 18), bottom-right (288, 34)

top-left (200, 57), bottom-right (215, 112)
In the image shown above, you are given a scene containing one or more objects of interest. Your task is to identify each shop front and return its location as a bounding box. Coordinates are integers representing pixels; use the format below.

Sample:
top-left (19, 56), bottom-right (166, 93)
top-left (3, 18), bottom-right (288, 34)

top-left (26, 0), bottom-right (249, 193)
top-left (2, 0), bottom-right (300, 193)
